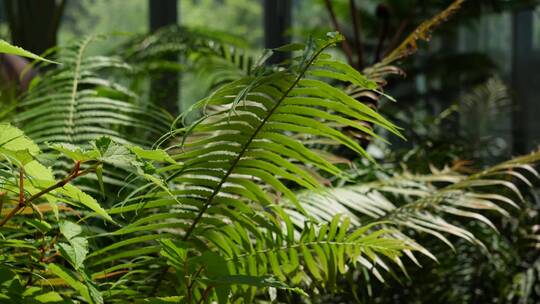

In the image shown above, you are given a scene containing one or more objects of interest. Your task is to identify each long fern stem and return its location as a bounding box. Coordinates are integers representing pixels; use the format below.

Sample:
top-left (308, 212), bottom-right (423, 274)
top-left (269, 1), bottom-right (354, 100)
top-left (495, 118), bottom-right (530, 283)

top-left (66, 36), bottom-right (93, 143)
top-left (181, 40), bottom-right (337, 241)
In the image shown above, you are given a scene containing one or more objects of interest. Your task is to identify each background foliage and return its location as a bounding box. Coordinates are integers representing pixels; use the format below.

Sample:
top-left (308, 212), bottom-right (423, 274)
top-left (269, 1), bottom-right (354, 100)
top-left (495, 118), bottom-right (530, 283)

top-left (0, 1), bottom-right (540, 303)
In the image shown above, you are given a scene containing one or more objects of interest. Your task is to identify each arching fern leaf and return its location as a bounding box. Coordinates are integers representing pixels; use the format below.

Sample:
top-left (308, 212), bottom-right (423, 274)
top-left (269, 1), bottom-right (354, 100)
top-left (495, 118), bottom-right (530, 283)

top-left (14, 35), bottom-right (171, 148)
top-left (87, 33), bottom-right (410, 303)
top-left (288, 151), bottom-right (540, 259)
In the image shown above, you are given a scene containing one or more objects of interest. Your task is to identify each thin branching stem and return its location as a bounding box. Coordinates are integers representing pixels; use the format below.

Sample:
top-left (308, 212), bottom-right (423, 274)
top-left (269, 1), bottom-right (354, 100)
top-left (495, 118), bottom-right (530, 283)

top-left (0, 191), bottom-right (5, 215)
top-left (197, 286), bottom-right (214, 304)
top-left (0, 167), bottom-right (26, 227)
top-left (181, 40), bottom-right (337, 242)
top-left (0, 161), bottom-right (98, 227)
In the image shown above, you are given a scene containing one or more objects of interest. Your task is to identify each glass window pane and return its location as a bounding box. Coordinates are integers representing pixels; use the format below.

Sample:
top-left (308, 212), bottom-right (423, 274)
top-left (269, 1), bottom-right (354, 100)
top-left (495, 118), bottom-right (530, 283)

top-left (181, 0), bottom-right (263, 48)
top-left (59, 0), bottom-right (149, 54)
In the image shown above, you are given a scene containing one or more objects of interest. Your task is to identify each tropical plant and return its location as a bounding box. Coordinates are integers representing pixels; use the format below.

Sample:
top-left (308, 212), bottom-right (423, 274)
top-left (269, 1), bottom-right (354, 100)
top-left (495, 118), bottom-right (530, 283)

top-left (7, 36), bottom-right (173, 195)
top-left (0, 19), bottom-right (538, 304)
top-left (119, 25), bottom-right (257, 113)
top-left (0, 122), bottom-right (175, 304)
top-left (14, 35), bottom-right (171, 148)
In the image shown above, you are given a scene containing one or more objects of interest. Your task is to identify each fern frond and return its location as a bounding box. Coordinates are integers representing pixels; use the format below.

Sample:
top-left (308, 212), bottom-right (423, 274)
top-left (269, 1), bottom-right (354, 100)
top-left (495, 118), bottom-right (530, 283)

top-left (383, 0), bottom-right (464, 64)
top-left (162, 33), bottom-right (400, 241)
top-left (87, 33), bottom-right (410, 302)
top-left (15, 36), bottom-right (171, 148)
top-left (289, 151), bottom-right (540, 255)
top-left (12, 36), bottom-right (172, 194)
top-left (121, 25), bottom-right (254, 83)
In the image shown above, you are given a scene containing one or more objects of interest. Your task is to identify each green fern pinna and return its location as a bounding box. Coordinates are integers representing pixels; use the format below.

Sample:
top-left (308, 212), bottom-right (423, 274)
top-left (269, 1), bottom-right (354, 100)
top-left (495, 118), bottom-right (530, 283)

top-left (0, 30), bottom-right (539, 304)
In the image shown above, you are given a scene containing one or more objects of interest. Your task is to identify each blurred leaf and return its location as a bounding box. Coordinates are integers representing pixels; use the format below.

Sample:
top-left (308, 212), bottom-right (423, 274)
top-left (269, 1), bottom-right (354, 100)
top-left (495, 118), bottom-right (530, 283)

top-left (0, 39), bottom-right (59, 64)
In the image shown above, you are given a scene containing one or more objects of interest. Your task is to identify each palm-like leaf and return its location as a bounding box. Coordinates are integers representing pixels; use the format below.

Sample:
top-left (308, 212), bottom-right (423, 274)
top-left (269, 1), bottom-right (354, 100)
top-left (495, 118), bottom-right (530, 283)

top-left (121, 25), bottom-right (254, 88)
top-left (2, 30), bottom-right (539, 304)
top-left (87, 33), bottom-right (412, 302)
top-left (15, 36), bottom-right (171, 148)
top-left (163, 33), bottom-right (401, 239)
top-left (290, 152), bottom-right (540, 258)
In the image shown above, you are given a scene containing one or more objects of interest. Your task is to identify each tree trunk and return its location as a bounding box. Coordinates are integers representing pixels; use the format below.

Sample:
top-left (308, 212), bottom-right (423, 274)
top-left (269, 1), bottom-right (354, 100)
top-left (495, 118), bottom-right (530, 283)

top-left (263, 0), bottom-right (292, 64)
top-left (149, 0), bottom-right (179, 116)
top-left (4, 0), bottom-right (66, 55)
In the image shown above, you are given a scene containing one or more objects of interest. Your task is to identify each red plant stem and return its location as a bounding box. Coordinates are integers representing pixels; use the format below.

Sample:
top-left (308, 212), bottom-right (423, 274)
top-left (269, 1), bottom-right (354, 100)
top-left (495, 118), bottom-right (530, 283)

top-left (0, 191), bottom-right (5, 215)
top-left (0, 168), bottom-right (26, 226)
top-left (189, 267), bottom-right (204, 290)
top-left (42, 252), bottom-right (61, 263)
top-left (0, 161), bottom-right (93, 227)
top-left (0, 204), bottom-right (23, 226)
top-left (26, 161), bottom-right (81, 203)
top-left (197, 286), bottom-right (214, 304)
top-left (40, 233), bottom-right (60, 263)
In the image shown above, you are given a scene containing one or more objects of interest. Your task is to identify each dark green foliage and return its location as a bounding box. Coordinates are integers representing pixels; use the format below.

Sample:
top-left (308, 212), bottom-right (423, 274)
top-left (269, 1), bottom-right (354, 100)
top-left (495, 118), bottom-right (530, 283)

top-left (14, 35), bottom-right (171, 148)
top-left (0, 21), bottom-right (539, 304)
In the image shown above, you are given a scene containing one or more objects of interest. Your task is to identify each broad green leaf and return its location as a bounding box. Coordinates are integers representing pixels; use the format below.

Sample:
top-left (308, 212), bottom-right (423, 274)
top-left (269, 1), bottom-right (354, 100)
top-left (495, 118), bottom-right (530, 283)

top-left (59, 220), bottom-right (83, 240)
top-left (49, 143), bottom-right (100, 162)
top-left (47, 264), bottom-right (92, 303)
top-left (0, 124), bottom-right (40, 162)
top-left (0, 39), bottom-right (58, 64)
top-left (141, 297), bottom-right (183, 304)
top-left (24, 160), bottom-right (55, 180)
top-left (93, 136), bottom-right (113, 155)
top-left (99, 142), bottom-right (138, 169)
top-left (34, 180), bottom-right (113, 222)
top-left (58, 221), bottom-right (88, 270)
top-left (33, 291), bottom-right (64, 303)
top-left (129, 146), bottom-right (176, 164)
top-left (58, 183), bottom-right (113, 222)
top-left (58, 242), bottom-right (88, 270)
top-left (0, 147), bottom-right (34, 165)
